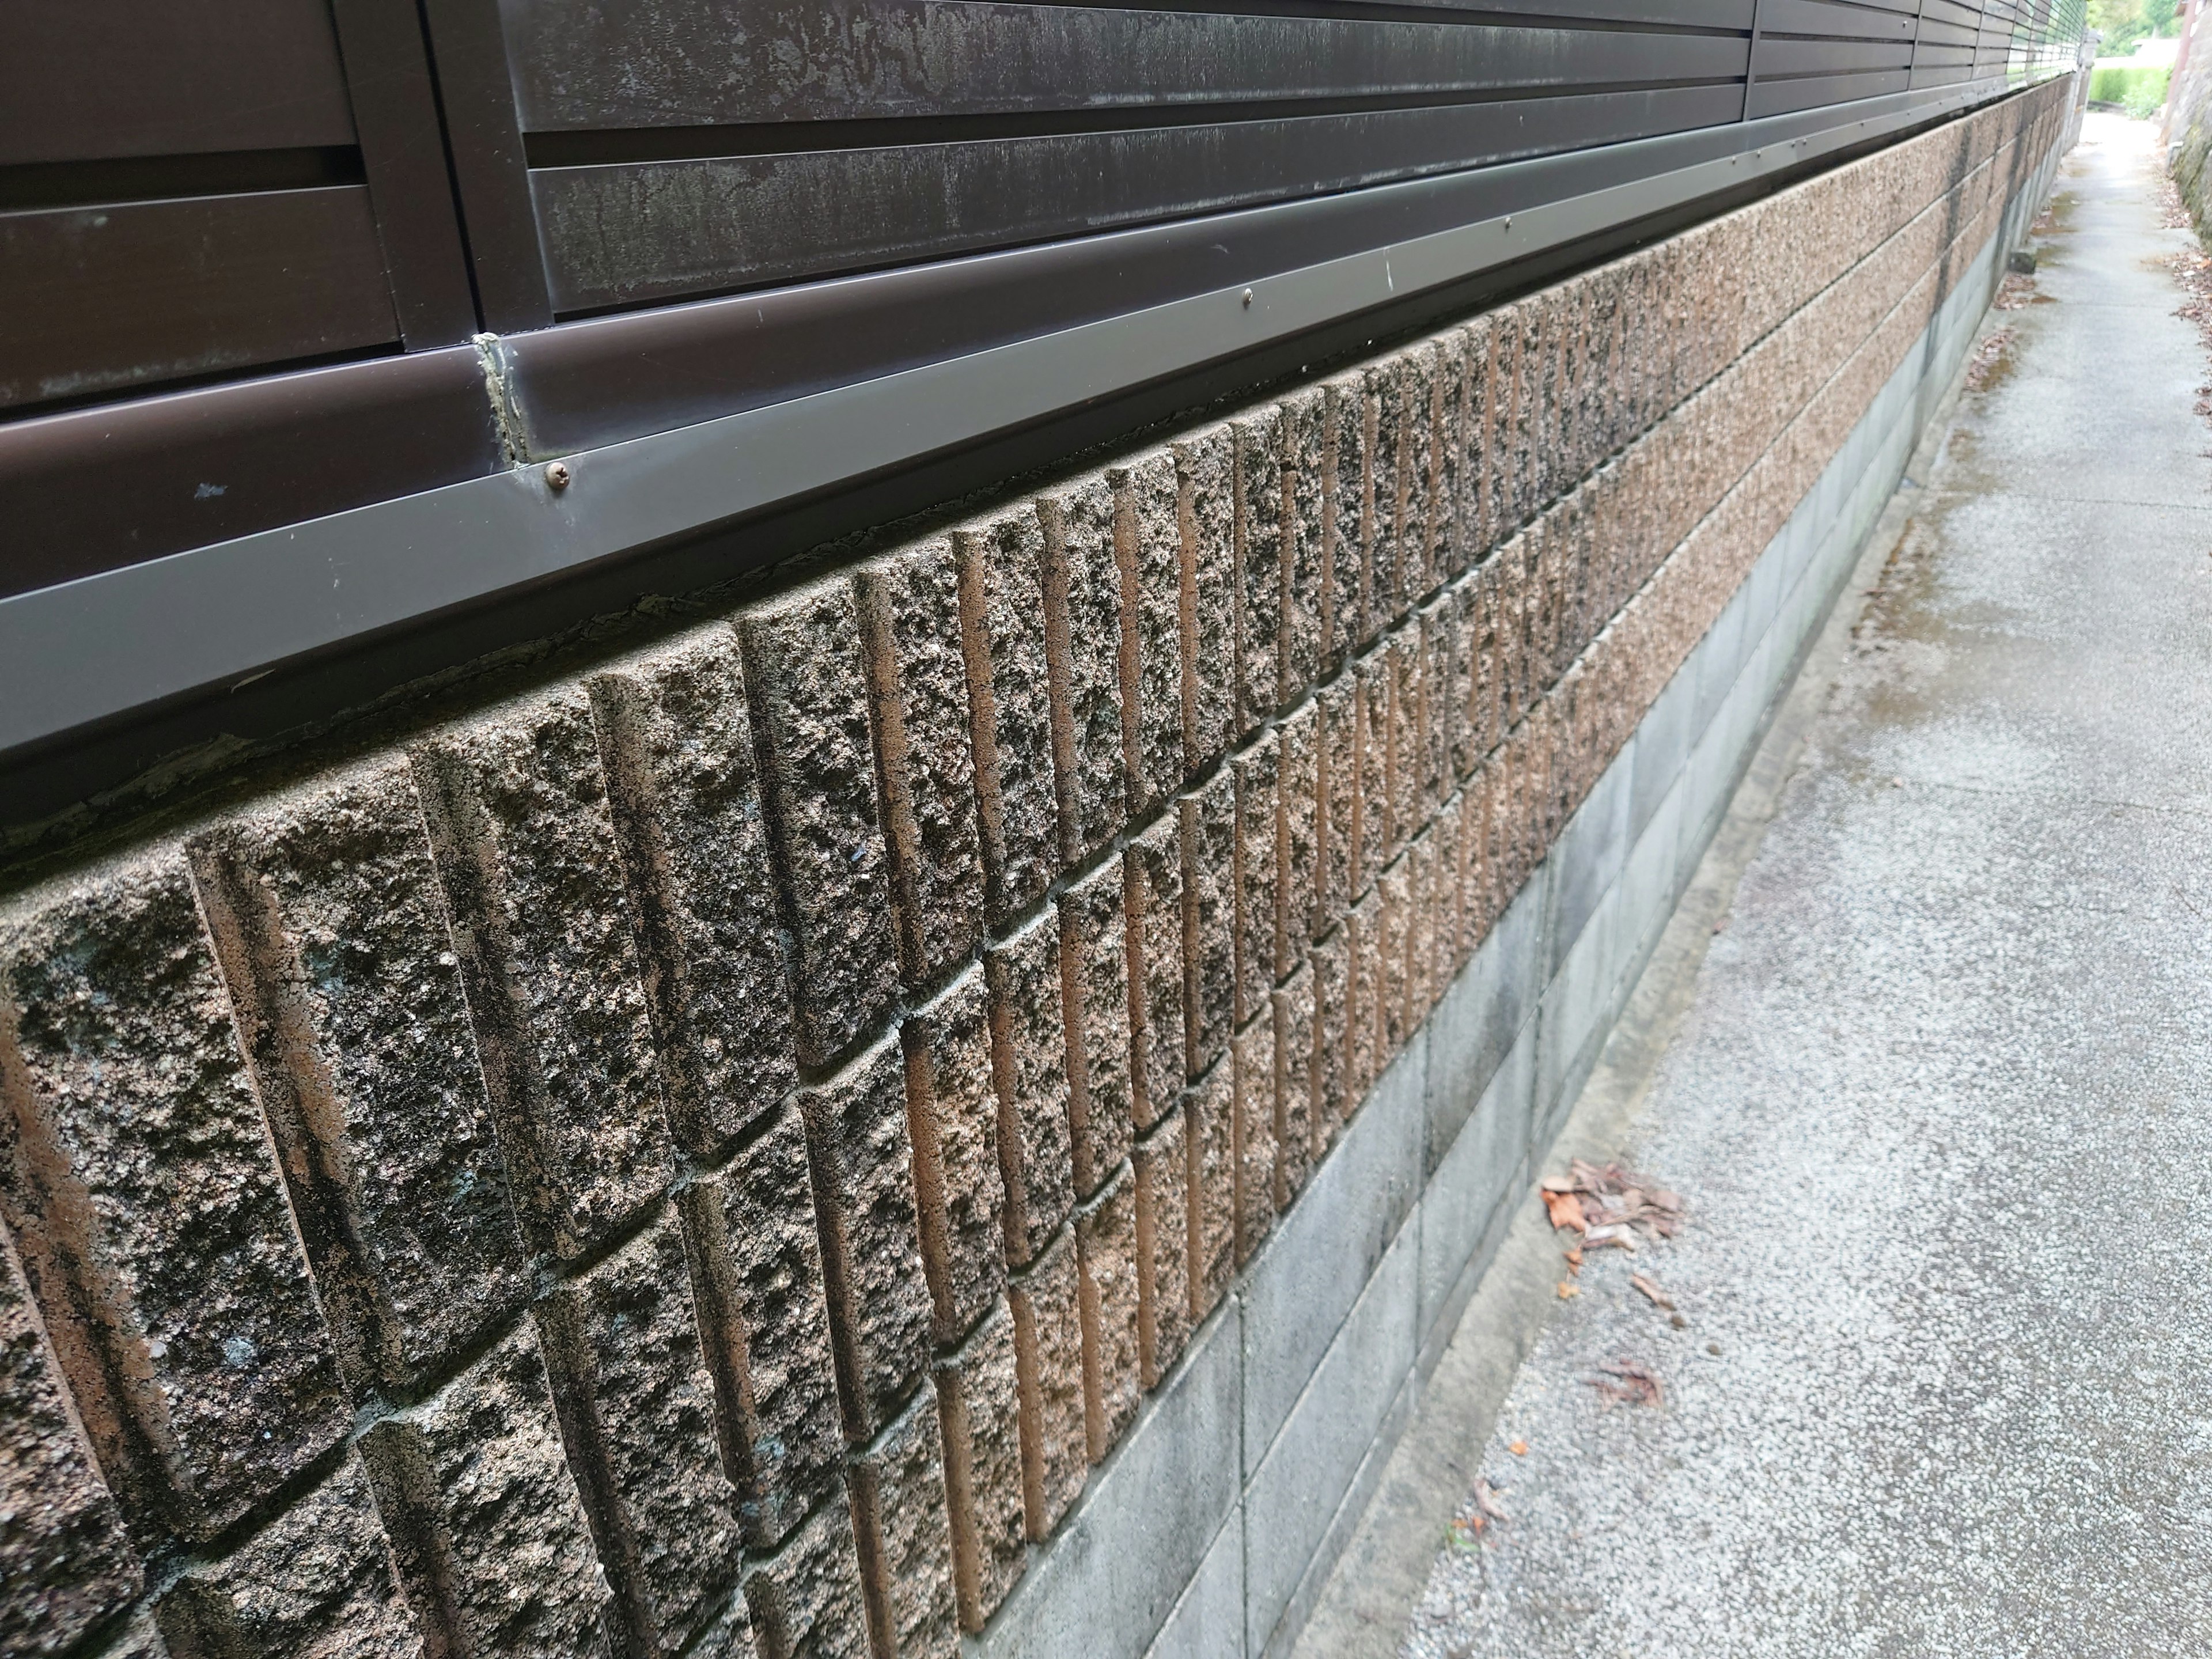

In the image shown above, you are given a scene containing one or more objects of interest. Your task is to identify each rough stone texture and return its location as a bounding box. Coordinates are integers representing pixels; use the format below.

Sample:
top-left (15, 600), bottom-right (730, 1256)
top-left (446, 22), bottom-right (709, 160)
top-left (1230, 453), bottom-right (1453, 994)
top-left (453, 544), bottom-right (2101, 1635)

top-left (0, 1229), bottom-right (138, 1657)
top-left (411, 690), bottom-right (671, 1263)
top-left (1179, 770), bottom-right (1235, 1082)
top-left (1229, 1016), bottom-right (1277, 1267)
top-left (855, 538), bottom-right (986, 992)
top-left (1131, 1109), bottom-right (1191, 1388)
top-left (1460, 316), bottom-right (1496, 566)
top-left (800, 1044), bottom-right (934, 1446)
top-left (0, 854), bottom-right (348, 1540)
top-left (1417, 594), bottom-right (1457, 821)
top-left (1317, 673), bottom-right (1357, 930)
top-left (1362, 360), bottom-right (1402, 642)
top-left (359, 1324), bottom-right (614, 1658)
top-left (187, 761), bottom-right (529, 1400)
top-left (1345, 888), bottom-right (1382, 1113)
top-left (1124, 816), bottom-right (1185, 1136)
top-left (1233, 730), bottom-right (1278, 1031)
top-left (685, 1596), bottom-right (762, 1659)
top-left (738, 579), bottom-right (902, 1069)
top-left (535, 1214), bottom-right (743, 1657)
top-left (1174, 428), bottom-right (1237, 782)
top-left (156, 1456), bottom-right (421, 1659)
top-left (1074, 1167), bottom-right (1141, 1462)
top-left (955, 506), bottom-right (1058, 927)
top-left (1272, 961), bottom-right (1316, 1209)
top-left (1376, 855), bottom-right (1413, 1063)
top-left (900, 971), bottom-right (1006, 1347)
top-left (1039, 476), bottom-right (1128, 869)
top-left (1281, 384), bottom-right (1328, 704)
top-left (1322, 372), bottom-right (1368, 671)
top-left (846, 1387), bottom-right (957, 1659)
top-left (1385, 631), bottom-right (1421, 865)
top-left (1185, 1060), bottom-right (1235, 1324)
top-left (1432, 333), bottom-right (1469, 582)
top-left (1278, 701), bottom-right (1321, 960)
top-left (682, 1116), bottom-right (846, 1551)
top-left (1058, 861), bottom-right (1132, 1200)
top-left (743, 1496), bottom-right (868, 1659)
top-left (1007, 1230), bottom-right (1085, 1541)
top-left (108, 1611), bottom-right (172, 1659)
top-left (933, 1306), bottom-right (1025, 1631)
top-left (984, 914), bottom-right (1074, 1269)
top-left (1356, 655), bottom-right (1391, 893)
top-left (1112, 448), bottom-right (1186, 818)
top-left (586, 630), bottom-right (798, 1163)
top-left (1309, 929), bottom-right (1351, 1158)
top-left (1233, 408), bottom-right (1286, 735)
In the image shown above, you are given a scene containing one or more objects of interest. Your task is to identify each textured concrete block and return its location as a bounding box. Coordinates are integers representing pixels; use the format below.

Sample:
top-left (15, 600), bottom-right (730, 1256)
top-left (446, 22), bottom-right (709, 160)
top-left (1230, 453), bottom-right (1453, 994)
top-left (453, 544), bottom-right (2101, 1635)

top-left (1485, 306), bottom-right (1524, 535)
top-left (1075, 1167), bottom-right (1141, 1461)
top-left (1007, 1232), bottom-right (1085, 1541)
top-left (1278, 701), bottom-right (1320, 961)
top-left (1308, 929), bottom-right (1349, 1157)
top-left (743, 1496), bottom-right (869, 1659)
top-left (955, 506), bottom-right (1057, 926)
top-left (900, 972), bottom-right (1006, 1347)
top-left (1344, 889), bottom-right (1381, 1114)
top-left (186, 763), bottom-right (529, 1396)
top-left (1039, 476), bottom-right (1128, 868)
top-left (985, 915), bottom-right (1074, 1268)
top-left (847, 1387), bottom-right (958, 1659)
top-left (1422, 853), bottom-right (1540, 1166)
top-left (800, 1043), bottom-right (933, 1445)
top-left (1361, 360), bottom-right (1401, 639)
top-left (737, 586), bottom-right (902, 1069)
top-left (1271, 963), bottom-right (1316, 1211)
top-left (157, 1456), bottom-right (419, 1659)
top-left (1179, 770), bottom-right (1234, 1082)
top-left (855, 539), bottom-right (986, 992)
top-left (536, 1214), bottom-right (745, 1656)
top-left (1384, 631), bottom-right (1419, 865)
top-left (1230, 1015), bottom-right (1277, 1267)
top-left (1132, 1110), bottom-right (1191, 1388)
top-left (0, 856), bottom-right (347, 1540)
top-left (361, 1325), bottom-right (614, 1658)
top-left (1112, 448), bottom-right (1186, 817)
top-left (586, 634), bottom-right (799, 1160)
top-left (1315, 673), bottom-right (1356, 933)
top-left (1233, 731), bottom-right (1278, 1031)
top-left (683, 1114), bottom-right (846, 1549)
top-left (1461, 316), bottom-right (1497, 564)
top-left (1233, 408), bottom-right (1285, 734)
top-left (1280, 385), bottom-right (1327, 703)
top-left (0, 1230), bottom-right (138, 1658)
top-left (1173, 428), bottom-right (1237, 781)
top-left (1320, 372), bottom-right (1366, 670)
top-left (1405, 831), bottom-right (1440, 1035)
top-left (934, 1307), bottom-right (1025, 1631)
top-left (1058, 860), bottom-right (1132, 1199)
top-left (1185, 1060), bottom-right (1235, 1324)
top-left (1400, 345), bottom-right (1440, 603)
top-left (686, 1596), bottom-right (762, 1659)
top-left (1125, 817), bottom-right (1184, 1135)
top-left (1375, 856), bottom-right (1411, 1065)
top-left (1354, 657), bottom-right (1388, 895)
top-left (1417, 593), bottom-right (1457, 821)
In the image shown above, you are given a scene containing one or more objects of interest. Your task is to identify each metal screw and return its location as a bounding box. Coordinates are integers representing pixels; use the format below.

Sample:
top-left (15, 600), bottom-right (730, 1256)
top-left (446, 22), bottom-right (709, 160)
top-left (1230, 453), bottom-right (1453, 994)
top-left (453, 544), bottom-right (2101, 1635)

top-left (1503, 214), bottom-right (1512, 230)
top-left (1242, 288), bottom-right (1253, 308)
top-left (544, 461), bottom-right (572, 490)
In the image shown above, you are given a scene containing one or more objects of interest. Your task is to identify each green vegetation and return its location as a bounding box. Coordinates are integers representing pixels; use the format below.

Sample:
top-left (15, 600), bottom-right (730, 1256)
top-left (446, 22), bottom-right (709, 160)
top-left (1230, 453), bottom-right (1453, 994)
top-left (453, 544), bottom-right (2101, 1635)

top-left (2090, 0), bottom-right (2176, 58)
top-left (2089, 61), bottom-right (2171, 112)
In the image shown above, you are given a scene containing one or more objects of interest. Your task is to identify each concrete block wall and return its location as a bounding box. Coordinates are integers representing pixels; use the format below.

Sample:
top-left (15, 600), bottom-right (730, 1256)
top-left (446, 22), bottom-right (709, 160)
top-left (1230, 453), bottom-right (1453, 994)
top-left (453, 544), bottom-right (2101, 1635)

top-left (0, 77), bottom-right (2070, 1659)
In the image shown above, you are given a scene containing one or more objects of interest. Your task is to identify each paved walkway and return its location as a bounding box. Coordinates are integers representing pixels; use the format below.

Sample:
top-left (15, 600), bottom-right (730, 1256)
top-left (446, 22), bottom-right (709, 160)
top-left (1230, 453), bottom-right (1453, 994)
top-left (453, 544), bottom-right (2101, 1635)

top-left (1395, 113), bottom-right (2212, 1657)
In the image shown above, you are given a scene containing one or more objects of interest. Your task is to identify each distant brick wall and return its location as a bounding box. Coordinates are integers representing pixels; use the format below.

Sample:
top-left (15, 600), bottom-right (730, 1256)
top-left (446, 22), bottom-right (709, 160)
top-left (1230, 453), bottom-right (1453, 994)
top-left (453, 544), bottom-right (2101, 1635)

top-left (0, 77), bottom-right (2068, 1659)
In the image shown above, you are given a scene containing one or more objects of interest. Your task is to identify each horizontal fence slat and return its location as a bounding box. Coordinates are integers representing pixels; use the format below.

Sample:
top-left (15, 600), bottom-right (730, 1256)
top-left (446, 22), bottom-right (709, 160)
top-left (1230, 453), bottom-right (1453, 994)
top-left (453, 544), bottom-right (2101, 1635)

top-left (1747, 65), bottom-right (1911, 115)
top-left (1758, 0), bottom-right (1916, 41)
top-left (1757, 37), bottom-right (1914, 75)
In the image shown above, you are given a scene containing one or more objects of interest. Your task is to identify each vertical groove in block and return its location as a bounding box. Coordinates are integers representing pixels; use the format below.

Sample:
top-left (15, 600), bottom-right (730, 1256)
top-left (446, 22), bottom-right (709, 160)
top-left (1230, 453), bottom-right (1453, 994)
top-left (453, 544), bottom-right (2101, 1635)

top-left (1184, 1060), bottom-right (1234, 1325)
top-left (1179, 771), bottom-right (1235, 1082)
top-left (1490, 304), bottom-right (1525, 536)
top-left (1006, 1232), bottom-right (1084, 1542)
top-left (1355, 657), bottom-right (1389, 896)
top-left (933, 1308), bottom-right (1024, 1632)
top-left (0, 1227), bottom-right (139, 1658)
top-left (1074, 1168), bottom-right (1140, 1462)
top-left (1360, 361), bottom-right (1397, 645)
top-left (1384, 631), bottom-right (1419, 867)
top-left (1399, 347), bottom-right (1438, 606)
top-left (587, 632), bottom-right (800, 1165)
top-left (1173, 429), bottom-right (1236, 782)
top-left (1309, 930), bottom-right (1350, 1159)
top-left (185, 763), bottom-right (529, 1398)
top-left (1279, 385), bottom-right (1327, 704)
top-left (1111, 449), bottom-right (1185, 818)
top-left (1321, 372), bottom-right (1366, 672)
top-left (533, 1214), bottom-right (744, 1658)
top-left (955, 509), bottom-right (1057, 927)
top-left (1346, 889), bottom-right (1381, 1113)
top-left (1317, 674), bottom-right (1356, 936)
top-left (1232, 408), bottom-right (1285, 735)
top-left (799, 1045), bottom-right (933, 1446)
top-left (1057, 862), bottom-right (1132, 1200)
top-left (900, 972), bottom-right (1006, 1348)
top-left (1037, 479), bottom-right (1127, 869)
top-left (1230, 1016), bottom-right (1276, 1268)
top-left (1464, 316), bottom-right (1497, 566)
top-left (1278, 701), bottom-right (1320, 964)
top-left (1433, 333), bottom-right (1468, 582)
top-left (361, 1324), bottom-right (615, 1658)
top-left (846, 1387), bottom-right (958, 1659)
top-left (0, 856), bottom-right (347, 1540)
top-left (1131, 1111), bottom-right (1190, 1389)
top-left (1272, 963), bottom-right (1316, 1210)
top-left (681, 1118), bottom-right (846, 1551)
top-left (984, 916), bottom-right (1073, 1270)
top-left (1233, 730), bottom-right (1278, 1031)
top-left (855, 540), bottom-right (986, 993)
top-left (1418, 593), bottom-right (1456, 825)
top-left (738, 582), bottom-right (902, 1070)
top-left (1124, 817), bottom-right (1184, 1137)
top-left (743, 1496), bottom-right (869, 1659)
top-left (411, 690), bottom-right (672, 1264)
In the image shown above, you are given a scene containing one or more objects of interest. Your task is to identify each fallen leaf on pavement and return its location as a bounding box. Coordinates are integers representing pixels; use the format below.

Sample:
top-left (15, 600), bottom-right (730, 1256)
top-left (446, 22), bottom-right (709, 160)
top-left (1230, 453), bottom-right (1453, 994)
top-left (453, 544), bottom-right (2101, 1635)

top-left (1630, 1273), bottom-right (1676, 1311)
top-left (1508, 1439), bottom-right (1528, 1456)
top-left (1588, 1359), bottom-right (1664, 1409)
top-left (1542, 1190), bottom-right (1588, 1232)
top-left (1563, 1247), bottom-right (1584, 1273)
top-left (1556, 1280), bottom-right (1580, 1300)
top-left (1474, 1479), bottom-right (1510, 1524)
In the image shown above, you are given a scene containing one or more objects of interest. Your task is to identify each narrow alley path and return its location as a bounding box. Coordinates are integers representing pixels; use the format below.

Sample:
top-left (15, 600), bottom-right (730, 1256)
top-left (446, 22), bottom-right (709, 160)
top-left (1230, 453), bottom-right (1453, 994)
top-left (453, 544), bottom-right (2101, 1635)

top-left (1397, 113), bottom-right (2212, 1657)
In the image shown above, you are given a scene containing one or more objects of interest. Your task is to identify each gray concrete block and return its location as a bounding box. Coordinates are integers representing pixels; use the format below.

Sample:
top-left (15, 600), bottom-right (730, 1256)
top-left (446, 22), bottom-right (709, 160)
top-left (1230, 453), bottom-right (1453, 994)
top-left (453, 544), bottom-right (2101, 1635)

top-left (1626, 656), bottom-right (1695, 847)
top-left (1422, 870), bottom-right (1544, 1175)
top-left (1241, 1224), bottom-right (1419, 1657)
top-left (1534, 878), bottom-right (1618, 1130)
top-left (1416, 1022), bottom-right (1536, 1339)
top-left (976, 1298), bottom-right (1242, 1659)
top-left (1241, 1035), bottom-right (1425, 1476)
top-left (1615, 771), bottom-right (1687, 978)
top-left (1545, 741), bottom-right (1634, 978)
top-left (1145, 1508), bottom-right (1245, 1659)
top-left (1692, 584), bottom-right (1751, 738)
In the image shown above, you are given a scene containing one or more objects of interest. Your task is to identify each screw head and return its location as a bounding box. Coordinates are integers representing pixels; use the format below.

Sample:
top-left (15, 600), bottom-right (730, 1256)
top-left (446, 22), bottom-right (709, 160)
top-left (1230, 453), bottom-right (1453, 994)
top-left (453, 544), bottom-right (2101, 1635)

top-left (1241, 287), bottom-right (1254, 308)
top-left (544, 461), bottom-right (572, 490)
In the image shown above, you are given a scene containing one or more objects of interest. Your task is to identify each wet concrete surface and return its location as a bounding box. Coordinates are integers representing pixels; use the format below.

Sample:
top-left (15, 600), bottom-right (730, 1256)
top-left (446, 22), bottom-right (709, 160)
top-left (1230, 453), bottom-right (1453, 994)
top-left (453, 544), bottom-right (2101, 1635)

top-left (1396, 113), bottom-right (2212, 1658)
